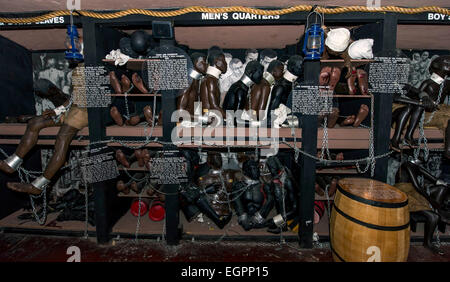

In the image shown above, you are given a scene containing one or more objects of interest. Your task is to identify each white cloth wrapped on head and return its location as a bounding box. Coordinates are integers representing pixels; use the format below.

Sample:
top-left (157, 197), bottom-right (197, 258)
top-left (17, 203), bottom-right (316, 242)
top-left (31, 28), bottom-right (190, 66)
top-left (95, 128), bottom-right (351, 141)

top-left (105, 49), bottom-right (130, 66)
top-left (348, 39), bottom-right (374, 59)
top-left (325, 28), bottom-right (351, 52)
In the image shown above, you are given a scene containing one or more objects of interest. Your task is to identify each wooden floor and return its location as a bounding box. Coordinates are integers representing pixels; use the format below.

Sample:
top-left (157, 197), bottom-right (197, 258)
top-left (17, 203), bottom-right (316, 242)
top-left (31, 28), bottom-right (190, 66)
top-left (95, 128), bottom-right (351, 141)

top-left (1, 206), bottom-right (449, 243)
top-left (0, 232), bottom-right (449, 262)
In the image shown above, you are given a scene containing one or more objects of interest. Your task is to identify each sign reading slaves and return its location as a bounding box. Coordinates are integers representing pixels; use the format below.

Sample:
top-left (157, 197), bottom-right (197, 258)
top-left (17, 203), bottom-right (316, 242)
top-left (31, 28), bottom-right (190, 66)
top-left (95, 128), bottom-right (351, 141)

top-left (291, 85), bottom-right (333, 115)
top-left (80, 146), bottom-right (119, 184)
top-left (72, 65), bottom-right (111, 107)
top-left (148, 151), bottom-right (188, 184)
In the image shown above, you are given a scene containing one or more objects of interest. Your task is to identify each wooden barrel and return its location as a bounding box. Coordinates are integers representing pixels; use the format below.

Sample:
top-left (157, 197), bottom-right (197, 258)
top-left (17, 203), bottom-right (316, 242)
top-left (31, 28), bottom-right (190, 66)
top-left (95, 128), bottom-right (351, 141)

top-left (330, 178), bottom-right (410, 262)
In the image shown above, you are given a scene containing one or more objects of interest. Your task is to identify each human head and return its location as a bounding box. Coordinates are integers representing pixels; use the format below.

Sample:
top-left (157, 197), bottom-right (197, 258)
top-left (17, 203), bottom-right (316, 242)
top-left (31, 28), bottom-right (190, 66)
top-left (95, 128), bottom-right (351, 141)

top-left (267, 60), bottom-right (284, 80)
top-left (286, 55), bottom-right (304, 77)
top-left (207, 46), bottom-right (223, 59)
top-left (191, 52), bottom-right (207, 74)
top-left (244, 61), bottom-right (264, 84)
top-left (421, 51), bottom-right (429, 61)
top-left (224, 53), bottom-right (233, 65)
top-left (208, 50), bottom-right (227, 74)
top-left (207, 152), bottom-right (223, 170)
top-left (229, 58), bottom-right (243, 73)
top-left (46, 57), bottom-right (56, 68)
top-left (245, 48), bottom-right (259, 63)
top-left (242, 159), bottom-right (260, 180)
top-left (259, 49), bottom-right (278, 71)
top-left (429, 55), bottom-right (450, 77)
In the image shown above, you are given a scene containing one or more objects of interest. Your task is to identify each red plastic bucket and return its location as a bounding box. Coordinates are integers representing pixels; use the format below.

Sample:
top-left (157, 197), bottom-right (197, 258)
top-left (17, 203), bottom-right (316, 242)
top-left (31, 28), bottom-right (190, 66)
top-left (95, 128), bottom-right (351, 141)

top-left (148, 200), bottom-right (165, 221)
top-left (130, 198), bottom-right (149, 217)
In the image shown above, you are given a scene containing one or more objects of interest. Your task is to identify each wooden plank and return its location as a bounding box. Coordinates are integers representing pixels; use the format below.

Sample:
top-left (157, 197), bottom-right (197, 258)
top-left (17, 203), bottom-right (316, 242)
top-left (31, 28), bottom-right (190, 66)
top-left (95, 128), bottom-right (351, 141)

top-left (108, 94), bottom-right (161, 97)
top-left (0, 123), bottom-right (89, 136)
top-left (106, 125), bottom-right (163, 137)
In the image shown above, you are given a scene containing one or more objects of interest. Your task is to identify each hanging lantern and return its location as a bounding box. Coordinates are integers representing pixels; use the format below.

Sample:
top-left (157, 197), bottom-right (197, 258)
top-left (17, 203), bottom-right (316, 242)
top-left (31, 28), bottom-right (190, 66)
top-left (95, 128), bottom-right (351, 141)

top-left (64, 12), bottom-right (84, 63)
top-left (302, 11), bottom-right (324, 60)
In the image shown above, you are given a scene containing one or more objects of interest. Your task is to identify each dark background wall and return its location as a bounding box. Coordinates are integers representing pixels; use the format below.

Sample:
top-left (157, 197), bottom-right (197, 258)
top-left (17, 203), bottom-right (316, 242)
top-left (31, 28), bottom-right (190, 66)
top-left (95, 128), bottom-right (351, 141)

top-left (0, 35), bottom-right (41, 219)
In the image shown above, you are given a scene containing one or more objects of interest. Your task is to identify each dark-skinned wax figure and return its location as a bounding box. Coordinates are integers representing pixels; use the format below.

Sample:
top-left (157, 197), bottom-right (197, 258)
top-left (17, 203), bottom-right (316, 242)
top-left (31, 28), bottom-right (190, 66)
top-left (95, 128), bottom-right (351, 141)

top-left (231, 159), bottom-right (272, 231)
top-left (222, 61), bottom-right (264, 125)
top-left (199, 49), bottom-right (228, 125)
top-left (177, 52), bottom-right (208, 124)
top-left (268, 55), bottom-right (303, 128)
top-left (395, 153), bottom-right (449, 255)
top-left (184, 151), bottom-right (256, 229)
top-left (391, 55), bottom-right (450, 157)
top-left (242, 60), bottom-right (284, 124)
top-left (254, 155), bottom-right (325, 233)
top-left (251, 155), bottom-right (298, 233)
top-left (1, 61), bottom-right (89, 195)
top-left (178, 149), bottom-right (202, 222)
top-left (197, 152), bottom-right (257, 227)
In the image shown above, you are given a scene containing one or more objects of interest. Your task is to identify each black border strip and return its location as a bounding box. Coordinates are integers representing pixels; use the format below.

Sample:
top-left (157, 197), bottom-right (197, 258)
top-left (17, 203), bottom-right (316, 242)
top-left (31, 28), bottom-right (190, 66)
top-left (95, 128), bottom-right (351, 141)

top-left (337, 185), bottom-right (408, 208)
top-left (333, 204), bottom-right (410, 231)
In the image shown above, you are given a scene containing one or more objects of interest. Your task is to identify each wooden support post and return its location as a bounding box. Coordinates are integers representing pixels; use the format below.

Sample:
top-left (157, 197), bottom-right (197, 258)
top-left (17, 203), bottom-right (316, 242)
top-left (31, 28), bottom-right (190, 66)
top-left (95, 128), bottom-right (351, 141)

top-left (83, 20), bottom-right (111, 244)
top-left (160, 39), bottom-right (180, 245)
top-left (373, 13), bottom-right (398, 182)
top-left (163, 89), bottom-right (180, 246)
top-left (298, 60), bottom-right (320, 248)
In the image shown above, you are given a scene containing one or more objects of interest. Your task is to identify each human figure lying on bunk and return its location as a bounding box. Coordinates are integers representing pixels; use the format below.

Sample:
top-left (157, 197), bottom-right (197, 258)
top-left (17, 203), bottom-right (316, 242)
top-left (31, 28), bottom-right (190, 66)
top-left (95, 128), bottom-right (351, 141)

top-left (0, 65), bottom-right (90, 195)
top-left (180, 151), bottom-right (243, 229)
top-left (391, 55), bottom-right (450, 158)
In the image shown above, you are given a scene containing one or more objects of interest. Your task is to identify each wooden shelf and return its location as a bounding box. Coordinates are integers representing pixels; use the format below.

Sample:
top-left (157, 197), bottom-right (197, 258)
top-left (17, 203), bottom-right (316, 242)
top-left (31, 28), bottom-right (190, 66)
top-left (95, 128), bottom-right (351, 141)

top-left (117, 191), bottom-right (159, 198)
top-left (0, 123), bottom-right (89, 146)
top-left (108, 94), bottom-right (161, 97)
top-left (0, 123), bottom-right (443, 150)
top-left (320, 59), bottom-right (374, 68)
top-left (103, 59), bottom-right (154, 71)
top-left (315, 193), bottom-right (336, 201)
top-left (316, 168), bottom-right (357, 174)
top-left (331, 94), bottom-right (372, 98)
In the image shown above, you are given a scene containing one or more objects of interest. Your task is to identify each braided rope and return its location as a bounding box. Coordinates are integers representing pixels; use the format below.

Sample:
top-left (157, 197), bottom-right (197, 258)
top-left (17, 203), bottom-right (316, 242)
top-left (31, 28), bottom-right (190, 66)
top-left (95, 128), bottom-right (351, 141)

top-left (0, 5), bottom-right (449, 24)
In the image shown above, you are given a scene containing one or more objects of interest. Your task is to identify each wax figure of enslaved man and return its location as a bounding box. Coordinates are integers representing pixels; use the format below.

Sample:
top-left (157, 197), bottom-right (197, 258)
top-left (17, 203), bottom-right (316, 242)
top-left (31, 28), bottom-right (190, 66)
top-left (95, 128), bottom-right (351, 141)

top-left (222, 61), bottom-right (264, 113)
top-left (395, 155), bottom-right (449, 254)
top-left (199, 50), bottom-right (228, 124)
top-left (391, 55), bottom-right (450, 156)
top-left (232, 159), bottom-right (274, 231)
top-left (243, 60), bottom-right (285, 122)
top-left (251, 156), bottom-right (298, 233)
top-left (266, 55), bottom-right (303, 127)
top-left (181, 151), bottom-right (248, 229)
top-left (176, 52), bottom-right (208, 120)
top-left (0, 64), bottom-right (89, 195)
top-left (195, 152), bottom-right (260, 228)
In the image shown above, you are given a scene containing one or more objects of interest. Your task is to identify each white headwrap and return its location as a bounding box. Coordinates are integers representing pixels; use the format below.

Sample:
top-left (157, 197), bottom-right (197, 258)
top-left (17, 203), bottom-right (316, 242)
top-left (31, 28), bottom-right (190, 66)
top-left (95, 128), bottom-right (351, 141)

top-left (348, 39), bottom-right (374, 59)
top-left (325, 28), bottom-right (351, 52)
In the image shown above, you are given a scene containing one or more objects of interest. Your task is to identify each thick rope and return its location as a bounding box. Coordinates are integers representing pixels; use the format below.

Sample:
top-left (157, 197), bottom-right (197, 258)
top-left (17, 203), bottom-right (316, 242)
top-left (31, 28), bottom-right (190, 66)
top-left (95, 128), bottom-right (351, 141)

top-left (0, 5), bottom-right (449, 24)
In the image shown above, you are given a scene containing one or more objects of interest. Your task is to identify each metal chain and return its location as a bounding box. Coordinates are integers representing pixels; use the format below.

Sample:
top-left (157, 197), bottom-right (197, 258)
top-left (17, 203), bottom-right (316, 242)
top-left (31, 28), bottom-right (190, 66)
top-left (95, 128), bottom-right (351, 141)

top-left (414, 76), bottom-right (447, 161)
top-left (122, 84), bottom-right (134, 120)
top-left (134, 183), bottom-right (146, 242)
top-left (320, 116), bottom-right (332, 160)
